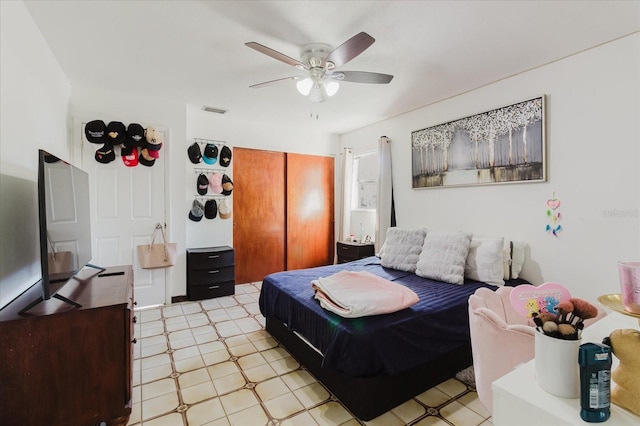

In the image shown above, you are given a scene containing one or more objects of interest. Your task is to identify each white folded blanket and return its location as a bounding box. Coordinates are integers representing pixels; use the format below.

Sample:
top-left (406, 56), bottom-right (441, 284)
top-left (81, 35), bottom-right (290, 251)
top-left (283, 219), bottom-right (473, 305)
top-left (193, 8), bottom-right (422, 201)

top-left (311, 270), bottom-right (419, 318)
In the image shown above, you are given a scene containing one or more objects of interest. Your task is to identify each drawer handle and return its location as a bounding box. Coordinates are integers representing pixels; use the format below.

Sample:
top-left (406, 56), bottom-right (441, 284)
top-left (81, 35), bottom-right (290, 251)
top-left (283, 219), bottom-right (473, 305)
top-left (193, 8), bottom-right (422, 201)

top-left (132, 338), bottom-right (137, 344)
top-left (208, 255), bottom-right (220, 259)
top-left (208, 270), bottom-right (220, 274)
top-left (132, 316), bottom-right (137, 323)
top-left (208, 285), bottom-right (220, 290)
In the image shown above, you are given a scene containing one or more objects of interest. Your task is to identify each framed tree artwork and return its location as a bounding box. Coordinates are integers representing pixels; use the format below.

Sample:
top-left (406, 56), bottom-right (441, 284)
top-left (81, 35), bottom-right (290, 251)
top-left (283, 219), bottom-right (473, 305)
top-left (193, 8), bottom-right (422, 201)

top-left (411, 96), bottom-right (546, 188)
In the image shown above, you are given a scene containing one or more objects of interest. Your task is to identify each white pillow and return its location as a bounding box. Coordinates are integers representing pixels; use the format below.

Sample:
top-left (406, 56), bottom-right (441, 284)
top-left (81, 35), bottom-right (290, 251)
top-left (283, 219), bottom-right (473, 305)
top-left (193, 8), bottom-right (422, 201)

top-left (380, 227), bottom-right (427, 272)
top-left (503, 240), bottom-right (526, 279)
top-left (416, 230), bottom-right (472, 285)
top-left (465, 237), bottom-right (505, 286)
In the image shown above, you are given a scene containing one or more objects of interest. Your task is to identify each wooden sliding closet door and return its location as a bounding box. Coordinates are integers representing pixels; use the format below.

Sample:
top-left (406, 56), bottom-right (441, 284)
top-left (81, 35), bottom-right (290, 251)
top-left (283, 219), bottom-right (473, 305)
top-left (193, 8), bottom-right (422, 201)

top-left (233, 148), bottom-right (286, 284)
top-left (286, 153), bottom-right (334, 270)
top-left (233, 148), bottom-right (335, 283)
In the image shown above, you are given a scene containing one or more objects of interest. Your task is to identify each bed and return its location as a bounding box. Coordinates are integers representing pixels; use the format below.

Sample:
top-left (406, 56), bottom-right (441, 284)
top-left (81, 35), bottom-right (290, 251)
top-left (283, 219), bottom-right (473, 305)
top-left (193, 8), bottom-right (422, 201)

top-left (259, 255), bottom-right (520, 420)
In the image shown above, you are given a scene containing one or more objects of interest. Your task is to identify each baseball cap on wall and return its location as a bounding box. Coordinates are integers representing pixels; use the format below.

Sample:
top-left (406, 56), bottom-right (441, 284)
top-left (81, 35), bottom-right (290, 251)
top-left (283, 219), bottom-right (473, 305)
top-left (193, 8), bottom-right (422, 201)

top-left (208, 172), bottom-right (223, 194)
top-left (126, 123), bottom-right (145, 148)
top-left (145, 126), bottom-right (161, 144)
top-left (146, 127), bottom-right (163, 158)
top-left (188, 199), bottom-right (205, 222)
top-left (203, 144), bottom-right (218, 165)
top-left (147, 143), bottom-right (162, 159)
top-left (106, 121), bottom-right (127, 146)
top-left (204, 199), bottom-right (217, 219)
top-left (95, 143), bottom-right (115, 163)
top-left (221, 174), bottom-right (233, 196)
top-left (188, 143), bottom-right (202, 164)
top-left (197, 173), bottom-right (209, 195)
top-left (218, 198), bottom-right (231, 219)
top-left (219, 145), bottom-right (232, 167)
top-left (139, 148), bottom-right (155, 166)
top-left (121, 146), bottom-right (139, 167)
top-left (85, 120), bottom-right (107, 144)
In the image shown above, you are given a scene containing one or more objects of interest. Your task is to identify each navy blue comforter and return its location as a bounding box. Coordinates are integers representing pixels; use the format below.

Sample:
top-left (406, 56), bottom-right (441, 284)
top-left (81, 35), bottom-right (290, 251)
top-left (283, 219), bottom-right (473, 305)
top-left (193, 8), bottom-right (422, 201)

top-left (259, 257), bottom-right (496, 378)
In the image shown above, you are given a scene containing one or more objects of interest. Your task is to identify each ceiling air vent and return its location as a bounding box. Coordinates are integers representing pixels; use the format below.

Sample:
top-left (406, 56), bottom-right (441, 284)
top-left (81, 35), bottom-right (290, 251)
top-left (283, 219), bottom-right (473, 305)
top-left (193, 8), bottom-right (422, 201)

top-left (202, 106), bottom-right (227, 114)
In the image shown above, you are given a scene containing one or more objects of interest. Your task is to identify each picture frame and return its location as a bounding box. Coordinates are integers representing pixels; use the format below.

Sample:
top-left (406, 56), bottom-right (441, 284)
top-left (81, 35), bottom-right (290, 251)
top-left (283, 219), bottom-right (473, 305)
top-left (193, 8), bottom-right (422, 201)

top-left (411, 96), bottom-right (546, 189)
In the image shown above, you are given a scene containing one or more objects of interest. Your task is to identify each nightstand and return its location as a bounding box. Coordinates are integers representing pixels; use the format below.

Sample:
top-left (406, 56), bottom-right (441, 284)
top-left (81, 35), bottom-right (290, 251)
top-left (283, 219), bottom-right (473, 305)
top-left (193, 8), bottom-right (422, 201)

top-left (337, 241), bottom-right (375, 264)
top-left (187, 246), bottom-right (235, 300)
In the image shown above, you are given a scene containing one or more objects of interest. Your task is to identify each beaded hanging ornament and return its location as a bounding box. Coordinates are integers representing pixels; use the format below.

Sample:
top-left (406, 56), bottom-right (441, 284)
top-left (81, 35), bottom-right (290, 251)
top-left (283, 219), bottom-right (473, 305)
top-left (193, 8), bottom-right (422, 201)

top-left (545, 192), bottom-right (562, 237)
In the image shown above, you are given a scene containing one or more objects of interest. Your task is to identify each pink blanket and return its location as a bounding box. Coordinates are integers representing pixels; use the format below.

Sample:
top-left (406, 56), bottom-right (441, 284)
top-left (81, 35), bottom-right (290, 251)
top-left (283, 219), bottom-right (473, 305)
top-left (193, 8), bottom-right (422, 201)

top-left (311, 270), bottom-right (419, 318)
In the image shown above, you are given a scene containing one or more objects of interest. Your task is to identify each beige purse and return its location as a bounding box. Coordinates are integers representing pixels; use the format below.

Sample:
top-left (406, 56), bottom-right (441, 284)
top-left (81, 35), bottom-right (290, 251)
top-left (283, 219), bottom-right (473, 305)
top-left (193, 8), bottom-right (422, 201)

top-left (47, 237), bottom-right (75, 273)
top-left (137, 223), bottom-right (177, 269)
top-left (47, 250), bottom-right (75, 274)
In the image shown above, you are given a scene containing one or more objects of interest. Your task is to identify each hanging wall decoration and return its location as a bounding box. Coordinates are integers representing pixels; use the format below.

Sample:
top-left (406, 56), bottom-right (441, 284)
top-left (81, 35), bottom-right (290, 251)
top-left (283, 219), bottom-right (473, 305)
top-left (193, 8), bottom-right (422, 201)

top-left (411, 96), bottom-right (546, 188)
top-left (545, 192), bottom-right (562, 237)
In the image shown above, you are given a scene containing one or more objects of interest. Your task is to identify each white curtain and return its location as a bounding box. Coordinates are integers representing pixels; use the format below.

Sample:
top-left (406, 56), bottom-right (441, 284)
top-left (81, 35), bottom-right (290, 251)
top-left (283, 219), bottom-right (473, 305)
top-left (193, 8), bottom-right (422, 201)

top-left (338, 147), bottom-right (354, 246)
top-left (375, 136), bottom-right (394, 253)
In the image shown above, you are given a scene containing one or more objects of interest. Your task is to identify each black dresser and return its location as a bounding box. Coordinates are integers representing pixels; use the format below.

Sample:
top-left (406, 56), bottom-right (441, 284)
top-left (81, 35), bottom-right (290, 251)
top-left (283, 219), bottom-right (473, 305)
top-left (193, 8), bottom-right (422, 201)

top-left (336, 241), bottom-right (375, 264)
top-left (187, 246), bottom-right (235, 300)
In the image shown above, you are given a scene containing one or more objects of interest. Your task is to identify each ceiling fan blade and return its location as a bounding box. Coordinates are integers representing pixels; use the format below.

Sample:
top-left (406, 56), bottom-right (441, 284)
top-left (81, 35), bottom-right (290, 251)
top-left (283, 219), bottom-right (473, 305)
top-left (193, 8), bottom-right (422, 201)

top-left (324, 32), bottom-right (375, 68)
top-left (249, 76), bottom-right (301, 88)
top-left (331, 71), bottom-right (394, 84)
top-left (245, 42), bottom-right (307, 69)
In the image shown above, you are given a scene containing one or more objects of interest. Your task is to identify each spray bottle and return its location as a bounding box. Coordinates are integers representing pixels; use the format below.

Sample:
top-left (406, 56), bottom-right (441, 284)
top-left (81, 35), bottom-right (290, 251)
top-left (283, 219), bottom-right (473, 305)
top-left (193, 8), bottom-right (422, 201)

top-left (578, 342), bottom-right (611, 422)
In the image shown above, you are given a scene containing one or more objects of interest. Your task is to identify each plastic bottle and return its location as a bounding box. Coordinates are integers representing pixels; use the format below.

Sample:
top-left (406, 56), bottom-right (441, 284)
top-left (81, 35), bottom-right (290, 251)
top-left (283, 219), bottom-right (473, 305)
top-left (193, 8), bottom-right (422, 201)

top-left (578, 342), bottom-right (611, 422)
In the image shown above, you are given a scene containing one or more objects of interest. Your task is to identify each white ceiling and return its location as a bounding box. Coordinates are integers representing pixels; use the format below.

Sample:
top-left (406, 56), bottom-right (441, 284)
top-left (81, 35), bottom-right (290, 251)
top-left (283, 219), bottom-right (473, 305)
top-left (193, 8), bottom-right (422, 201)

top-left (24, 1), bottom-right (640, 135)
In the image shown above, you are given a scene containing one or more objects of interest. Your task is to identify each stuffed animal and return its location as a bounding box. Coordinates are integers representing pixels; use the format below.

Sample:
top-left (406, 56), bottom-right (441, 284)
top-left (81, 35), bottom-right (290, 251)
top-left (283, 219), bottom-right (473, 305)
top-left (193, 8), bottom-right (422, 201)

top-left (603, 329), bottom-right (640, 416)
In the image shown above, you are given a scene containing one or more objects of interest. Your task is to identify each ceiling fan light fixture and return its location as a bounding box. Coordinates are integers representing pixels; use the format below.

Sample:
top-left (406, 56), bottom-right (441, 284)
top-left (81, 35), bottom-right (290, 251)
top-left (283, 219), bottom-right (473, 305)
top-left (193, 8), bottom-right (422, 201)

top-left (246, 32), bottom-right (394, 102)
top-left (296, 78), bottom-right (313, 96)
top-left (324, 80), bottom-right (339, 97)
top-left (309, 85), bottom-right (325, 103)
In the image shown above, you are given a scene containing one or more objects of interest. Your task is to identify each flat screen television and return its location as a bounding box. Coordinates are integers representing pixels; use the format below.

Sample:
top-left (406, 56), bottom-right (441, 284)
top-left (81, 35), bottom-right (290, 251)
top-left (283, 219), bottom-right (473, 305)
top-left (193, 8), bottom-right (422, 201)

top-left (19, 150), bottom-right (103, 313)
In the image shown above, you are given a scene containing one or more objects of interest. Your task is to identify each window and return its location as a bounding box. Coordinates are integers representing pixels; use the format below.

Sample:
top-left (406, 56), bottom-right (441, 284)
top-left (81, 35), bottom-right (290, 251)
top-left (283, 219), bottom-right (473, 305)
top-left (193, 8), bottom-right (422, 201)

top-left (351, 151), bottom-right (378, 210)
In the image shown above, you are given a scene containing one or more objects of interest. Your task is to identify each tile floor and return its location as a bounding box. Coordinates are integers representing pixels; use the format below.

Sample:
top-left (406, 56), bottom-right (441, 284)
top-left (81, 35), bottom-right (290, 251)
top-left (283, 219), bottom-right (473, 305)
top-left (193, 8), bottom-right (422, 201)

top-left (128, 282), bottom-right (493, 426)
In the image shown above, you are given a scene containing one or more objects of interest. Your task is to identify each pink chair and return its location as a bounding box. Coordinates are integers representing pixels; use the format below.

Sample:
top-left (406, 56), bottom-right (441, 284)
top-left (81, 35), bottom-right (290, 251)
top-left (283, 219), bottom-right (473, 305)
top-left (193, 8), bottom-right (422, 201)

top-left (468, 287), bottom-right (534, 414)
top-left (468, 286), bottom-right (607, 414)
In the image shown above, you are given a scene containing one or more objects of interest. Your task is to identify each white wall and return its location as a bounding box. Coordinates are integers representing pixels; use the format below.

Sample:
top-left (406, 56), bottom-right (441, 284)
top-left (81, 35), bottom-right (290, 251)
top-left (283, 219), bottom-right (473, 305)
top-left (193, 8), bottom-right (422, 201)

top-left (340, 34), bottom-right (640, 304)
top-left (0, 1), bottom-right (72, 308)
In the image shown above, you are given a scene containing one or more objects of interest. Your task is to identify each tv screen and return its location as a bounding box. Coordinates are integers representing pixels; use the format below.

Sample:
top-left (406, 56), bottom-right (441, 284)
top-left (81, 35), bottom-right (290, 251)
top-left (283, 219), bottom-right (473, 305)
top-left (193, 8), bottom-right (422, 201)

top-left (19, 150), bottom-right (97, 313)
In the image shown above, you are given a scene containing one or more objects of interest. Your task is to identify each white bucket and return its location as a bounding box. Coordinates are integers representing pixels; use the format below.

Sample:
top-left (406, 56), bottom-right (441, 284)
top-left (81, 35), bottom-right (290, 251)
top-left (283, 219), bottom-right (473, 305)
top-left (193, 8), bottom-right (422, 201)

top-left (534, 330), bottom-right (581, 398)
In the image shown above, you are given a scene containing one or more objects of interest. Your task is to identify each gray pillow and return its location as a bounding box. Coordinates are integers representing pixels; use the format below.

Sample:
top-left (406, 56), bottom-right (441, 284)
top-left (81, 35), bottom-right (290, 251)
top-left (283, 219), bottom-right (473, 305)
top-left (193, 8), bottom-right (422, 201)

top-left (380, 227), bottom-right (427, 272)
top-left (416, 230), bottom-right (472, 284)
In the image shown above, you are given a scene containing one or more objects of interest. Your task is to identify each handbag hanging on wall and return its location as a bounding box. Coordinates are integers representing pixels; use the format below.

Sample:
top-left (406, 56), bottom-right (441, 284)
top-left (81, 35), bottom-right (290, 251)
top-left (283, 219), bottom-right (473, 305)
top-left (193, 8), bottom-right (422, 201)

top-left (137, 223), bottom-right (177, 269)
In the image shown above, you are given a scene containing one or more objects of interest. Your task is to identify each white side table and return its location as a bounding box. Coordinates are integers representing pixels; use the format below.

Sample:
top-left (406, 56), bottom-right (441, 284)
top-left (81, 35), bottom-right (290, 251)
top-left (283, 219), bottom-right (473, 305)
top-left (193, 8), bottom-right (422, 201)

top-left (492, 312), bottom-right (640, 426)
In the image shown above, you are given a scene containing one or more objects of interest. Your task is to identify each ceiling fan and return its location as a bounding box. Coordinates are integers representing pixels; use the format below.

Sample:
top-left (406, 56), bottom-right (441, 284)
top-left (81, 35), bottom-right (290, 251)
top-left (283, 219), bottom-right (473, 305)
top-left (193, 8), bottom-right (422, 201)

top-left (246, 32), bottom-right (393, 102)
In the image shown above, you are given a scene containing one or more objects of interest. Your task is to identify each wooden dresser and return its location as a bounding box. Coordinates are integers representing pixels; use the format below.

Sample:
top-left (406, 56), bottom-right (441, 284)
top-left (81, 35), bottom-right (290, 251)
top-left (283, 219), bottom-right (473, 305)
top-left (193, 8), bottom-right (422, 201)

top-left (0, 265), bottom-right (135, 426)
top-left (187, 246), bottom-right (235, 300)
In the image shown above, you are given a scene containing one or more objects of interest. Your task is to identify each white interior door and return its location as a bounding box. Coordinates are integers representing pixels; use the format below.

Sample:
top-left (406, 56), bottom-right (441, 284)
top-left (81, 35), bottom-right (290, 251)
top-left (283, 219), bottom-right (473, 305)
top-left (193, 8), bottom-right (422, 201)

top-left (80, 122), bottom-right (168, 307)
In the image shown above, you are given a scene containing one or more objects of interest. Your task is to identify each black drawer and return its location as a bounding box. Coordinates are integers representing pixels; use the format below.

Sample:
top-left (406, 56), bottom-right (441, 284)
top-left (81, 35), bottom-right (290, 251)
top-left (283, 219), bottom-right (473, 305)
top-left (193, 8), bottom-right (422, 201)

top-left (188, 280), bottom-right (235, 301)
top-left (188, 265), bottom-right (235, 285)
top-left (187, 249), bottom-right (234, 269)
top-left (337, 242), bottom-right (359, 259)
top-left (337, 241), bottom-right (375, 263)
top-left (186, 246), bottom-right (236, 301)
